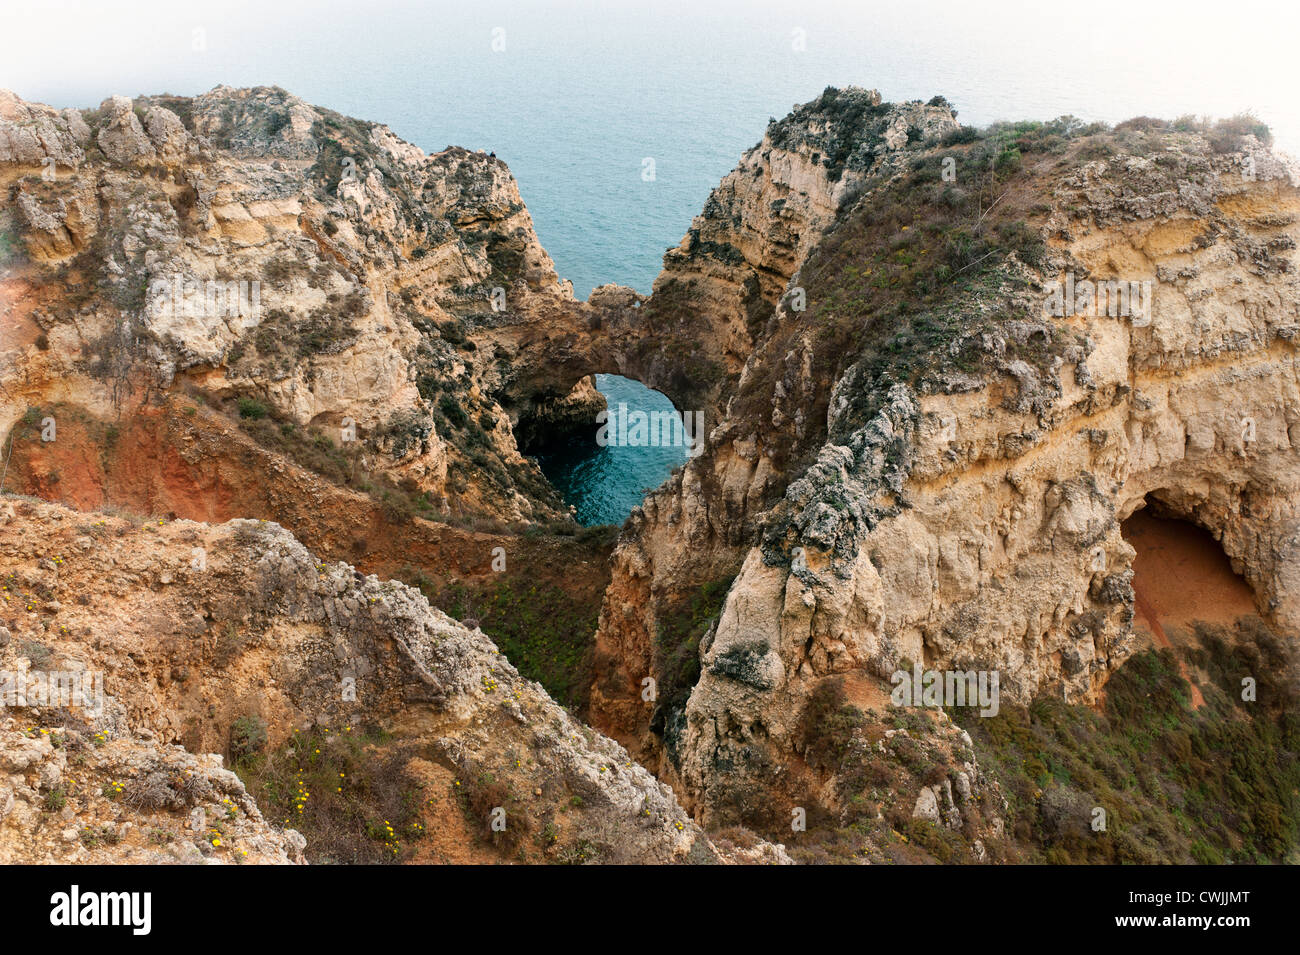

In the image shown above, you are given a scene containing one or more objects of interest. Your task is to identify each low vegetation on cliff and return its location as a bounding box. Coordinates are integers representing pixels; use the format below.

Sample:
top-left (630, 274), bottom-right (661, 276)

top-left (959, 621), bottom-right (1298, 864)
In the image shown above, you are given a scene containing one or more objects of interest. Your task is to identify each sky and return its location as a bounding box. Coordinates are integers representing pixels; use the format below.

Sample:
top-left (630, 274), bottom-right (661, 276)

top-left (6, 0), bottom-right (1293, 142)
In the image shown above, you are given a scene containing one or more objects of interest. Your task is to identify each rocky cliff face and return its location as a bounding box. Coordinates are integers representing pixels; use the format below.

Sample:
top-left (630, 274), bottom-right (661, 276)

top-left (0, 85), bottom-right (607, 523)
top-left (591, 105), bottom-right (1300, 832)
top-left (0, 719), bottom-right (306, 864)
top-left (587, 88), bottom-right (964, 750)
top-left (628, 88), bottom-right (959, 416)
top-left (0, 496), bottom-right (786, 864)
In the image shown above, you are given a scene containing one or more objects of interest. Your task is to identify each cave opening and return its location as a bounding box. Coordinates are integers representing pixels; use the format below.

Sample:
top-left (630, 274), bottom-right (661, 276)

top-left (1120, 496), bottom-right (1257, 651)
top-left (529, 373), bottom-right (691, 526)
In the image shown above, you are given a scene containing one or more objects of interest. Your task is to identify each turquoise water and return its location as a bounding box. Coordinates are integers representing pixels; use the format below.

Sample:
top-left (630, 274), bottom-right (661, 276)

top-left (534, 375), bottom-right (689, 526)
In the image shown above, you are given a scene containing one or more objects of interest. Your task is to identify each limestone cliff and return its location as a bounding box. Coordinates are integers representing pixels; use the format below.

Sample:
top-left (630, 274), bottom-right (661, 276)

top-left (629, 88), bottom-right (959, 416)
top-left (0, 85), bottom-right (590, 522)
top-left (590, 105), bottom-right (1300, 835)
top-left (0, 496), bottom-right (786, 864)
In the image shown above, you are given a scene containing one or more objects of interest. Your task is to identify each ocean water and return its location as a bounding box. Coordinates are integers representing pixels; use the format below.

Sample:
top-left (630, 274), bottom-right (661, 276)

top-left (8, 0), bottom-right (1298, 519)
top-left (533, 375), bottom-right (689, 526)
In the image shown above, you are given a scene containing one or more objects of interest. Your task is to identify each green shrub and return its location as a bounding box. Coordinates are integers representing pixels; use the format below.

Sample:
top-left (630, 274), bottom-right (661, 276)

top-left (797, 678), bottom-right (865, 772)
top-left (653, 576), bottom-right (736, 723)
top-left (229, 715), bottom-right (268, 762)
top-left (1213, 113), bottom-right (1273, 145)
top-left (438, 395), bottom-right (469, 429)
top-left (19, 640), bottom-right (52, 668)
top-left (429, 577), bottom-right (599, 710)
top-left (955, 620), bottom-right (1300, 863)
top-left (236, 724), bottom-right (425, 864)
top-left (237, 397), bottom-right (268, 420)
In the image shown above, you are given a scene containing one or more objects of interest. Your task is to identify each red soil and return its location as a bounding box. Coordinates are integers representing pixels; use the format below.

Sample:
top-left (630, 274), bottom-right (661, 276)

top-left (4, 394), bottom-right (613, 620)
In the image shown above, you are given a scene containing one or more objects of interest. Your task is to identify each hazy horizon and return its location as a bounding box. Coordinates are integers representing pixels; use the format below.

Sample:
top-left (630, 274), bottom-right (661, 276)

top-left (8, 0), bottom-right (1296, 296)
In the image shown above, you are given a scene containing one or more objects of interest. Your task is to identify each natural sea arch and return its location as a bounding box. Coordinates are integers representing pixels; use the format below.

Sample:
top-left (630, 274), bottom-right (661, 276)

top-left (531, 374), bottom-right (690, 526)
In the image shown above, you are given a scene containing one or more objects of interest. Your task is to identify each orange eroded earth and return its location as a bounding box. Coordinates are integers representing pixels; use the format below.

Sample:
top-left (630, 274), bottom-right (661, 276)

top-left (1122, 509), bottom-right (1260, 709)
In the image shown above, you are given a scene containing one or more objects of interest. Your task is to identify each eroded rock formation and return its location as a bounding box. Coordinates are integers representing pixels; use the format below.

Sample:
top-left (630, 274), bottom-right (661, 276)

top-left (590, 102), bottom-right (1300, 829)
top-left (0, 496), bottom-right (787, 864)
top-left (0, 85), bottom-right (642, 523)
